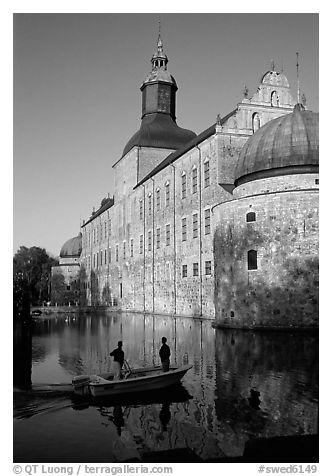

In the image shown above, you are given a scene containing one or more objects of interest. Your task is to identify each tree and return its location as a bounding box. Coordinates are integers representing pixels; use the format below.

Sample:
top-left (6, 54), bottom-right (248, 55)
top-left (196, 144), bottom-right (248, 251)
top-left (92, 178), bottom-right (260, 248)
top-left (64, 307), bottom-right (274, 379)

top-left (13, 246), bottom-right (59, 307)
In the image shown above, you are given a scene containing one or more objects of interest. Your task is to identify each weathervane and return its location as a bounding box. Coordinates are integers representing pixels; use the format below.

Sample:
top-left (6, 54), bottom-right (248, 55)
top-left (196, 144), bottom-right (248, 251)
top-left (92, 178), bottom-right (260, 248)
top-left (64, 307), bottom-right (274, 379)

top-left (296, 52), bottom-right (300, 104)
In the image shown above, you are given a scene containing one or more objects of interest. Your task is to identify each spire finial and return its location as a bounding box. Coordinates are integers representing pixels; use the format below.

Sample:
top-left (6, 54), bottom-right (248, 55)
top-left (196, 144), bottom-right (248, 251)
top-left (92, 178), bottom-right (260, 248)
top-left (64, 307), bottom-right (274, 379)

top-left (157, 15), bottom-right (162, 49)
top-left (270, 58), bottom-right (275, 71)
top-left (151, 16), bottom-right (168, 71)
top-left (296, 52), bottom-right (301, 103)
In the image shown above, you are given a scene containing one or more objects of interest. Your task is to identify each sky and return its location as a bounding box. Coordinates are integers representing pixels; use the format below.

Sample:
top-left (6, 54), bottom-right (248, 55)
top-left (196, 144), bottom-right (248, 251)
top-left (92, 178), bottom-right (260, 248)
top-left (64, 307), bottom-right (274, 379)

top-left (13, 12), bottom-right (319, 257)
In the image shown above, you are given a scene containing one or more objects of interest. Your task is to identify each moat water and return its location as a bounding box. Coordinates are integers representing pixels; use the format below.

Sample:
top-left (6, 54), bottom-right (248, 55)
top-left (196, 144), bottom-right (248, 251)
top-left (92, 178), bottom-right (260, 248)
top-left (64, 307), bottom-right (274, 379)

top-left (13, 312), bottom-right (318, 462)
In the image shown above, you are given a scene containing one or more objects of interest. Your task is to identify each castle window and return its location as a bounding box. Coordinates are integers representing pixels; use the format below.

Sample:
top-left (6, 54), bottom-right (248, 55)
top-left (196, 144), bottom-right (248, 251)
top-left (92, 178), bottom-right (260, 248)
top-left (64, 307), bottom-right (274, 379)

top-left (181, 172), bottom-right (187, 199)
top-left (156, 228), bottom-right (161, 249)
top-left (246, 212), bottom-right (256, 222)
top-left (315, 179), bottom-right (319, 185)
top-left (108, 219), bottom-right (112, 236)
top-left (271, 90), bottom-right (279, 107)
top-left (165, 182), bottom-right (170, 207)
top-left (67, 285), bottom-right (71, 291)
top-left (192, 166), bottom-right (198, 194)
top-left (123, 242), bottom-right (126, 259)
top-left (100, 250), bottom-right (102, 266)
top-left (166, 224), bottom-right (171, 246)
top-left (148, 193), bottom-right (152, 215)
top-left (148, 231), bottom-right (152, 251)
top-left (139, 235), bottom-right (143, 254)
top-left (130, 239), bottom-right (134, 257)
top-left (193, 262), bottom-right (199, 277)
top-left (182, 217), bottom-right (187, 241)
top-left (156, 188), bottom-right (160, 211)
top-left (193, 213), bottom-right (198, 238)
top-left (116, 245), bottom-right (119, 262)
top-left (108, 248), bottom-right (111, 263)
top-left (104, 249), bottom-right (107, 265)
top-left (104, 222), bottom-right (107, 239)
top-left (182, 264), bottom-right (188, 278)
top-left (204, 160), bottom-right (210, 188)
top-left (205, 261), bottom-right (212, 276)
top-left (248, 250), bottom-right (258, 270)
top-left (205, 209), bottom-right (211, 235)
top-left (139, 200), bottom-right (143, 220)
top-left (252, 113), bottom-right (260, 132)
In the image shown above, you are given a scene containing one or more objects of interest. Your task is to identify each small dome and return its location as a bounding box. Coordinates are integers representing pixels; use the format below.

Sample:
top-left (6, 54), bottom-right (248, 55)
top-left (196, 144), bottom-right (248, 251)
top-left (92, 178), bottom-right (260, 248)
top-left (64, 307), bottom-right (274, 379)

top-left (260, 70), bottom-right (290, 88)
top-left (122, 113), bottom-right (196, 157)
top-left (60, 234), bottom-right (82, 258)
top-left (235, 105), bottom-right (319, 186)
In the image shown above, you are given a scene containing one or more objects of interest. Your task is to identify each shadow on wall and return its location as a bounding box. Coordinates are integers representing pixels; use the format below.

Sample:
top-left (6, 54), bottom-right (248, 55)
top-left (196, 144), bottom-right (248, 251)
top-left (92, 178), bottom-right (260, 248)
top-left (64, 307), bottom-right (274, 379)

top-left (213, 224), bottom-right (319, 328)
top-left (90, 270), bottom-right (99, 306)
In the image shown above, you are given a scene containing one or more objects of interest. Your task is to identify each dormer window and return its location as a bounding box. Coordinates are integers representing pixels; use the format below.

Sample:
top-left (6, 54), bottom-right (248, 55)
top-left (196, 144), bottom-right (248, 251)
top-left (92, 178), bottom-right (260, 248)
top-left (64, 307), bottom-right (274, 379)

top-left (271, 91), bottom-right (279, 107)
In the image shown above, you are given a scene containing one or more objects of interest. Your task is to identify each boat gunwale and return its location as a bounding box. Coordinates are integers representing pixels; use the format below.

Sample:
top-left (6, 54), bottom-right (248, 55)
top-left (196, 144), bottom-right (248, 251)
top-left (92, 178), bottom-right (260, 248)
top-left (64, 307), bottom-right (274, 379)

top-left (88, 364), bottom-right (192, 388)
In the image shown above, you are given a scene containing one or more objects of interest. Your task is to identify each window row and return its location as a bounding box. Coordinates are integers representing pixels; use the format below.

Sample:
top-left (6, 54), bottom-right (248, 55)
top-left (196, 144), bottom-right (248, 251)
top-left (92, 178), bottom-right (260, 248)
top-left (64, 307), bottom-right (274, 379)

top-left (182, 261), bottom-right (212, 277)
top-left (82, 220), bottom-right (112, 247)
top-left (86, 249), bottom-right (257, 272)
top-left (138, 160), bottom-right (211, 219)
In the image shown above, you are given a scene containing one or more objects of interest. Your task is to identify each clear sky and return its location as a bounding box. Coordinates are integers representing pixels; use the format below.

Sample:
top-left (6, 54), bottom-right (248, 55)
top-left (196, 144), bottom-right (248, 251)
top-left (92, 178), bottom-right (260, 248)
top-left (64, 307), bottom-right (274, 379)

top-left (13, 13), bottom-right (319, 257)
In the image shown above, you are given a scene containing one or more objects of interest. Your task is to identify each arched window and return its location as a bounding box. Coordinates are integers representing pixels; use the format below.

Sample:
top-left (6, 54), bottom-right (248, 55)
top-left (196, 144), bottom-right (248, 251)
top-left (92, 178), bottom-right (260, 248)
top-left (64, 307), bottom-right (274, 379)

top-left (204, 159), bottom-right (210, 188)
top-left (247, 250), bottom-right (258, 270)
top-left (192, 166), bottom-right (197, 194)
top-left (181, 172), bottom-right (187, 199)
top-left (252, 113), bottom-right (260, 133)
top-left (246, 212), bottom-right (256, 222)
top-left (165, 181), bottom-right (170, 207)
top-left (271, 90), bottom-right (279, 107)
top-left (156, 188), bottom-right (160, 211)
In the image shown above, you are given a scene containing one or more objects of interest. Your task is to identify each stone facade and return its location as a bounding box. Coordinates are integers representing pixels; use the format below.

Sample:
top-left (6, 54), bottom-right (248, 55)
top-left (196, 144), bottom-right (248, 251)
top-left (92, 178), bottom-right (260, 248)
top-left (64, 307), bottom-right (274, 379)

top-left (78, 54), bottom-right (298, 322)
top-left (213, 174), bottom-right (319, 328)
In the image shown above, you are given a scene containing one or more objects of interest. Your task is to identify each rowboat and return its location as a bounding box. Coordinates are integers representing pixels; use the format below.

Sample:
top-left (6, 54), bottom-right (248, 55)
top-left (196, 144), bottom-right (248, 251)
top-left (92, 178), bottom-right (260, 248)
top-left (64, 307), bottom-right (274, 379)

top-left (72, 364), bottom-right (192, 398)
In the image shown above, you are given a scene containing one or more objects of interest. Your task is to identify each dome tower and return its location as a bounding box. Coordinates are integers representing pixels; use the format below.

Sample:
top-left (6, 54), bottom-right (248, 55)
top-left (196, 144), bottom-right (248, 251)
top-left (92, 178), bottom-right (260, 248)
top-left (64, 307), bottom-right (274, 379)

top-left (213, 104), bottom-right (319, 329)
top-left (122, 29), bottom-right (196, 157)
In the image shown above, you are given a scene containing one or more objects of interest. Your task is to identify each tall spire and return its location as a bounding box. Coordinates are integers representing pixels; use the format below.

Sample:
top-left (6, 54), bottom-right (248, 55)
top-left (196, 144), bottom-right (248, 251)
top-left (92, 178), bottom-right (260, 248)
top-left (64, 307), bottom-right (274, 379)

top-left (152, 16), bottom-right (168, 71)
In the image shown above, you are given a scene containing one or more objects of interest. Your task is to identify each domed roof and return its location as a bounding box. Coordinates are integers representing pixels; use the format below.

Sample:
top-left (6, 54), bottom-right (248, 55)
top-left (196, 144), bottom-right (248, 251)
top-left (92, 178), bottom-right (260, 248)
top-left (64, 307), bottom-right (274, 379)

top-left (122, 113), bottom-right (196, 157)
top-left (235, 105), bottom-right (319, 186)
top-left (260, 70), bottom-right (290, 88)
top-left (60, 234), bottom-right (82, 258)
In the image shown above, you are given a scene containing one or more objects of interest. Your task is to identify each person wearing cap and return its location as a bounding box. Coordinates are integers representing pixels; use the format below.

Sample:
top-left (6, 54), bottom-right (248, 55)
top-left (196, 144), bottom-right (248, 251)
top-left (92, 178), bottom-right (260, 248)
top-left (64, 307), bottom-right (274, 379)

top-left (110, 341), bottom-right (124, 380)
top-left (159, 337), bottom-right (171, 372)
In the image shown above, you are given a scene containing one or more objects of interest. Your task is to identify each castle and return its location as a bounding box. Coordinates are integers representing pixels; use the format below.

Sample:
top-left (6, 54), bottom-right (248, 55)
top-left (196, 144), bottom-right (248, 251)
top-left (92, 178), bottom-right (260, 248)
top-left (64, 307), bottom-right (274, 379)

top-left (52, 32), bottom-right (319, 328)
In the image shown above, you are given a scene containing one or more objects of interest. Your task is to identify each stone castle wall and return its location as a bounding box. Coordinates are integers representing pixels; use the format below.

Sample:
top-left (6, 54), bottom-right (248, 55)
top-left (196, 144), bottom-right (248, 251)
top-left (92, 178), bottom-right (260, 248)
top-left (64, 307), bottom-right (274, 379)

top-left (213, 174), bottom-right (319, 328)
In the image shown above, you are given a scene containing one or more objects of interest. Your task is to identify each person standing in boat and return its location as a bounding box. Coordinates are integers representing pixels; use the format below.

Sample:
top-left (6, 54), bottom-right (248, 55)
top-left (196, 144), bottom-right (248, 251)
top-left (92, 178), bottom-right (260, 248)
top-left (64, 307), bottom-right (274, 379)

top-left (110, 340), bottom-right (124, 380)
top-left (159, 337), bottom-right (171, 372)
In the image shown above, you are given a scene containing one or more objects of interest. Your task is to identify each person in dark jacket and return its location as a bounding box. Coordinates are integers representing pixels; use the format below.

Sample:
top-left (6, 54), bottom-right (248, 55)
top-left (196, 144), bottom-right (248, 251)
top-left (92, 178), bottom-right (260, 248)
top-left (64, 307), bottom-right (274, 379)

top-left (110, 341), bottom-right (124, 380)
top-left (159, 337), bottom-right (171, 372)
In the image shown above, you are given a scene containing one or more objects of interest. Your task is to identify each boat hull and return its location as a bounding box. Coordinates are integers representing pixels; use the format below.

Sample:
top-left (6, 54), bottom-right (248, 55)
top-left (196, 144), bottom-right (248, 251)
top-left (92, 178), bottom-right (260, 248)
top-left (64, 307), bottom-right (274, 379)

top-left (72, 365), bottom-right (192, 398)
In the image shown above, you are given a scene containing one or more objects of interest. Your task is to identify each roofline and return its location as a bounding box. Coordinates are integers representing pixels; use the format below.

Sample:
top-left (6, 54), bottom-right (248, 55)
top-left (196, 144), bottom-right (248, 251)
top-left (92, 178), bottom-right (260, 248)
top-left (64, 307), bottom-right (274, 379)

top-left (81, 199), bottom-right (114, 228)
top-left (134, 109), bottom-right (237, 189)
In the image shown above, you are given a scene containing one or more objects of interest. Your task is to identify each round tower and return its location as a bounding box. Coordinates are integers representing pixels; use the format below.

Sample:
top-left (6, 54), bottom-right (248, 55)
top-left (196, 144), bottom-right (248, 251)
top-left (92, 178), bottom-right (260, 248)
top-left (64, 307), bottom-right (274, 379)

top-left (213, 104), bottom-right (319, 328)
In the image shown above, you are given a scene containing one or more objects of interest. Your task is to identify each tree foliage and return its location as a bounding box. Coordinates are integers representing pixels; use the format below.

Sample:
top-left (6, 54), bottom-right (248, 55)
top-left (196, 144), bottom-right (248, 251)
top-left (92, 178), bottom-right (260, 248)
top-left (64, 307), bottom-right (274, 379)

top-left (13, 246), bottom-right (59, 306)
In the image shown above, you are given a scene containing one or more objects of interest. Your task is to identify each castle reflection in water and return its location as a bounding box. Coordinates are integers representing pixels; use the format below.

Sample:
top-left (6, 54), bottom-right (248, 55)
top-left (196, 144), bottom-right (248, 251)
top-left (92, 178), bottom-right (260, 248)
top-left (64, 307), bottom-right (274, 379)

top-left (20, 312), bottom-right (318, 460)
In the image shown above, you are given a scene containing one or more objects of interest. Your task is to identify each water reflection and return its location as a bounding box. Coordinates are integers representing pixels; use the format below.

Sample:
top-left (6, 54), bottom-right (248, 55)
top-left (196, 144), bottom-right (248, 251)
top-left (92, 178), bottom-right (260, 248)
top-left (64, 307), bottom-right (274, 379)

top-left (14, 312), bottom-right (318, 462)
